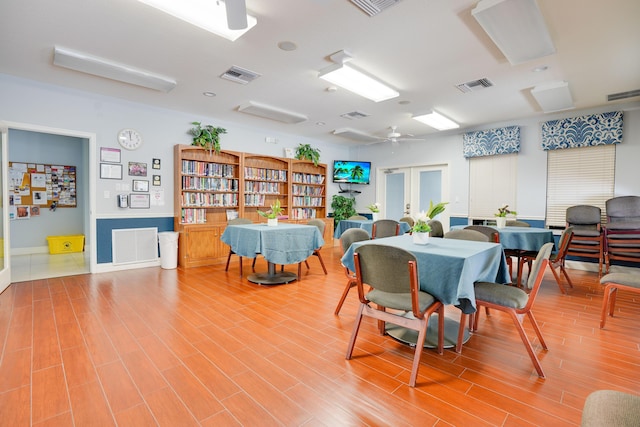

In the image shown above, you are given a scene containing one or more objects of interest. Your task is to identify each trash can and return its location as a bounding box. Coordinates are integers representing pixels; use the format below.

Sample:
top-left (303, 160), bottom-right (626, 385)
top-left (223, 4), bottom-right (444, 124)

top-left (158, 231), bottom-right (179, 269)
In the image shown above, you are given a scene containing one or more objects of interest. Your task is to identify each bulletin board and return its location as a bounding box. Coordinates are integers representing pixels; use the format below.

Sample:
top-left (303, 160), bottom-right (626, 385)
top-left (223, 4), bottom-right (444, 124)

top-left (9, 162), bottom-right (77, 208)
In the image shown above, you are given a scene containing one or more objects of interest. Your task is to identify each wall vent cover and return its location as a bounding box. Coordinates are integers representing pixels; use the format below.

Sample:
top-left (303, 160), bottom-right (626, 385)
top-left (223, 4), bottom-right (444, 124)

top-left (456, 78), bottom-right (494, 93)
top-left (220, 65), bottom-right (261, 84)
top-left (350, 0), bottom-right (401, 16)
top-left (112, 227), bottom-right (158, 265)
top-left (340, 111), bottom-right (370, 120)
top-left (607, 89), bottom-right (640, 102)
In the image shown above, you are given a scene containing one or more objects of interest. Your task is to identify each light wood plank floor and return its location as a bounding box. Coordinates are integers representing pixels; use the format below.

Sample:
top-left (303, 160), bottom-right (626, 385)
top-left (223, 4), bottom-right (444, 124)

top-left (1, 245), bottom-right (639, 426)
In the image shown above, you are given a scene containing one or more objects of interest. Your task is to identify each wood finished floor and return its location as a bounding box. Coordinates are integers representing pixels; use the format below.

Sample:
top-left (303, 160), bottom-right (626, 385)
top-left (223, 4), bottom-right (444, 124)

top-left (1, 246), bottom-right (639, 426)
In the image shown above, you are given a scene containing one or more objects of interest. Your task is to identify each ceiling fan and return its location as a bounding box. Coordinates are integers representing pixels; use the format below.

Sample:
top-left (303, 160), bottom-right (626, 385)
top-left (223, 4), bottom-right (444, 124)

top-left (225, 0), bottom-right (248, 30)
top-left (371, 126), bottom-right (425, 146)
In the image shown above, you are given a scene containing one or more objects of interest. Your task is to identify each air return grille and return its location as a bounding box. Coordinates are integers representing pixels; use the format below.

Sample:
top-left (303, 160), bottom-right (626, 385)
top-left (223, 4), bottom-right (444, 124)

top-left (607, 89), bottom-right (640, 102)
top-left (349, 0), bottom-right (401, 16)
top-left (456, 78), bottom-right (494, 93)
top-left (220, 65), bottom-right (261, 84)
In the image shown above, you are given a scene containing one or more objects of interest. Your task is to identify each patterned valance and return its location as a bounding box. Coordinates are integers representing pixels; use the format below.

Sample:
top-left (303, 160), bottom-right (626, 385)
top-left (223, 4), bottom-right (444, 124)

top-left (541, 111), bottom-right (623, 150)
top-left (463, 126), bottom-right (520, 158)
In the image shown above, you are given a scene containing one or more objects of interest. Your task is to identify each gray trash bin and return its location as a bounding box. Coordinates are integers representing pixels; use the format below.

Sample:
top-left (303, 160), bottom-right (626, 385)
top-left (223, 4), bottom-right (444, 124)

top-left (158, 231), bottom-right (179, 269)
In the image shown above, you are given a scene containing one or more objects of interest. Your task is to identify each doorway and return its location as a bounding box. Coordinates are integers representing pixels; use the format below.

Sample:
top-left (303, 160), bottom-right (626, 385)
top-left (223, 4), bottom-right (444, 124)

top-left (377, 164), bottom-right (450, 230)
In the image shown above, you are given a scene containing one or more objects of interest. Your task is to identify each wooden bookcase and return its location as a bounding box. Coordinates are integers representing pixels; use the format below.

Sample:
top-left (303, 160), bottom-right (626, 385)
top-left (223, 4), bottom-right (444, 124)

top-left (174, 145), bottom-right (331, 267)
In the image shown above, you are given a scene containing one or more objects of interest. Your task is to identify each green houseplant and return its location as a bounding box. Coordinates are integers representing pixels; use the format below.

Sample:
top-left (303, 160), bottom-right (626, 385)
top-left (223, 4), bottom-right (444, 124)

top-left (257, 199), bottom-right (284, 226)
top-left (189, 121), bottom-right (227, 154)
top-left (331, 195), bottom-right (356, 227)
top-left (294, 143), bottom-right (321, 166)
top-left (426, 200), bottom-right (449, 219)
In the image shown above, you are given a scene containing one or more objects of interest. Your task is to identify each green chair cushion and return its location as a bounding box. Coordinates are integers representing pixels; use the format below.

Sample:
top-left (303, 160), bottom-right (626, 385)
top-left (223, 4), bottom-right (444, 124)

top-left (367, 289), bottom-right (436, 312)
top-left (581, 390), bottom-right (640, 426)
top-left (600, 273), bottom-right (640, 289)
top-left (474, 282), bottom-right (528, 309)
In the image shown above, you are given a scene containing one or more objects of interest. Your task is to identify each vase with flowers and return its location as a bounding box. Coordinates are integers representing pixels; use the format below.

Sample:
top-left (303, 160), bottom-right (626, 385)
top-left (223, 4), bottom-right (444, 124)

top-left (367, 202), bottom-right (381, 221)
top-left (495, 204), bottom-right (517, 228)
top-left (257, 199), bottom-right (284, 226)
top-left (411, 211), bottom-right (432, 245)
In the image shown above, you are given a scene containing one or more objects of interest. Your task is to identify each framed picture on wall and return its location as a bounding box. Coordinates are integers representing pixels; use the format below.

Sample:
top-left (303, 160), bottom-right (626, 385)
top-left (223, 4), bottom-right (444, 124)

top-left (152, 175), bottom-right (161, 186)
top-left (132, 179), bottom-right (149, 192)
top-left (100, 147), bottom-right (121, 163)
top-left (129, 193), bottom-right (150, 209)
top-left (128, 161), bottom-right (147, 176)
top-left (100, 163), bottom-right (123, 180)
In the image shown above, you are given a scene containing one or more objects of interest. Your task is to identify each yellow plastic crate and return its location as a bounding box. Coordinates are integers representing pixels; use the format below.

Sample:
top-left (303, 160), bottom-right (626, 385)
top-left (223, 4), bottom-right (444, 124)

top-left (47, 235), bottom-right (85, 254)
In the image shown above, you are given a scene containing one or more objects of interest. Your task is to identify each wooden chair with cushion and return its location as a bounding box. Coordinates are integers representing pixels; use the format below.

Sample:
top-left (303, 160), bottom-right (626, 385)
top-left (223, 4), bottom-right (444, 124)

top-left (444, 229), bottom-right (490, 242)
top-left (427, 219), bottom-right (444, 238)
top-left (566, 205), bottom-right (604, 276)
top-left (599, 272), bottom-right (640, 329)
top-left (334, 228), bottom-right (370, 315)
top-left (464, 225), bottom-right (499, 243)
top-left (581, 390), bottom-right (640, 426)
top-left (346, 244), bottom-right (444, 387)
top-left (224, 218), bottom-right (253, 275)
top-left (371, 219), bottom-right (401, 239)
top-left (399, 216), bottom-right (415, 230)
top-left (604, 196), bottom-right (640, 273)
top-left (299, 219), bottom-right (328, 277)
top-left (506, 220), bottom-right (531, 227)
top-left (462, 242), bottom-right (554, 377)
top-left (348, 215), bottom-right (368, 220)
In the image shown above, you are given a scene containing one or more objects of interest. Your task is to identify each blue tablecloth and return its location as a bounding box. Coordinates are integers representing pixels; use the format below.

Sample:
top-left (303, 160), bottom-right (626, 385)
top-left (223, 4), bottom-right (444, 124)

top-left (221, 223), bottom-right (324, 265)
top-left (341, 234), bottom-right (510, 314)
top-left (334, 219), bottom-right (411, 239)
top-left (451, 225), bottom-right (555, 251)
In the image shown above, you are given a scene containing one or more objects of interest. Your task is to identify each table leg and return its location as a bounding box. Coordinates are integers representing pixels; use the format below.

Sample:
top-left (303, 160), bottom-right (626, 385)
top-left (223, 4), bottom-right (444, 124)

top-left (385, 308), bottom-right (471, 349)
top-left (247, 261), bottom-right (297, 285)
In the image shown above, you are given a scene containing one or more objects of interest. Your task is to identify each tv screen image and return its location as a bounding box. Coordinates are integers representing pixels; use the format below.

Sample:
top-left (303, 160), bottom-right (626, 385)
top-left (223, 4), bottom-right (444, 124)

top-left (332, 160), bottom-right (371, 185)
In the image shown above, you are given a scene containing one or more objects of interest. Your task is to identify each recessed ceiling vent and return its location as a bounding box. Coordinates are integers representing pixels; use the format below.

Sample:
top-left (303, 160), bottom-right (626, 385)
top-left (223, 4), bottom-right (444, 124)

top-left (340, 111), bottom-right (370, 120)
top-left (220, 65), bottom-right (261, 85)
top-left (456, 78), bottom-right (494, 93)
top-left (349, 0), bottom-right (401, 16)
top-left (607, 89), bottom-right (640, 102)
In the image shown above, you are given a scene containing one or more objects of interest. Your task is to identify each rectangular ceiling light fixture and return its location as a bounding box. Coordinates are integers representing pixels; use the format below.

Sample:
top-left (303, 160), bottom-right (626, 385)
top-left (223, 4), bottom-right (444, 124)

top-left (413, 111), bottom-right (460, 131)
top-left (319, 62), bottom-right (398, 103)
top-left (237, 101), bottom-right (308, 124)
top-left (136, 0), bottom-right (256, 41)
top-left (472, 0), bottom-right (555, 65)
top-left (332, 128), bottom-right (380, 143)
top-left (531, 81), bottom-right (574, 113)
top-left (53, 46), bottom-right (177, 92)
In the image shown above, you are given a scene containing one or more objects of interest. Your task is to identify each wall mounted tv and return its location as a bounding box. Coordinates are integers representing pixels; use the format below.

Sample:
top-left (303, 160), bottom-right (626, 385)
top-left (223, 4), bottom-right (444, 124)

top-left (332, 160), bottom-right (371, 185)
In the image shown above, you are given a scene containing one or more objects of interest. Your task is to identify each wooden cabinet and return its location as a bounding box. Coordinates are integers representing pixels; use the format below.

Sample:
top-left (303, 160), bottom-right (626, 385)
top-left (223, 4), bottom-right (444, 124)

top-left (174, 145), bottom-right (330, 267)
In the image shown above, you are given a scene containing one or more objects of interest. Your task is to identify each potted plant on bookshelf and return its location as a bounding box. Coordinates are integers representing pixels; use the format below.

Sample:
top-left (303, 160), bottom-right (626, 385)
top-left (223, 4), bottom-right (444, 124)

top-left (258, 199), bottom-right (284, 226)
top-left (495, 204), bottom-right (516, 228)
top-left (411, 211), bottom-right (432, 245)
top-left (188, 121), bottom-right (227, 155)
top-left (294, 143), bottom-right (321, 166)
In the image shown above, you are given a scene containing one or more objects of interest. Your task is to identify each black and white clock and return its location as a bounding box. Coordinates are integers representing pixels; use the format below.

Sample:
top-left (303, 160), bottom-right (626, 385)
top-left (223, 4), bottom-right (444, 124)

top-left (117, 128), bottom-right (143, 150)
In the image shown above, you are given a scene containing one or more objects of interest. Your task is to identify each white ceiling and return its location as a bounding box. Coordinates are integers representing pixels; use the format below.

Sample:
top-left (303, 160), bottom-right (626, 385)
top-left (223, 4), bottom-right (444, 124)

top-left (1, 0), bottom-right (639, 145)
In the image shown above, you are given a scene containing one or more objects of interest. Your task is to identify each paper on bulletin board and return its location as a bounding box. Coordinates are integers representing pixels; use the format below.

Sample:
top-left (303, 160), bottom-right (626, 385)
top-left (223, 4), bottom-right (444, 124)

top-left (150, 188), bottom-right (164, 206)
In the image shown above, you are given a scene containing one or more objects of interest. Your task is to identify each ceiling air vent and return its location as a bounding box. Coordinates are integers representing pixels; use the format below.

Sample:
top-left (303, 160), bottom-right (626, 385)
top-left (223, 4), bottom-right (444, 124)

top-left (340, 111), bottom-right (370, 120)
top-left (220, 65), bottom-right (261, 85)
top-left (456, 78), bottom-right (494, 93)
top-left (607, 89), bottom-right (640, 102)
top-left (349, 0), bottom-right (401, 17)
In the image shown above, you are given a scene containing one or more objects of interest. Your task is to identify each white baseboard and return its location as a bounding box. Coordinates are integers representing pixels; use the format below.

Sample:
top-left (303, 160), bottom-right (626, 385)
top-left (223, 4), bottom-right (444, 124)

top-left (94, 259), bottom-right (161, 273)
top-left (12, 246), bottom-right (49, 255)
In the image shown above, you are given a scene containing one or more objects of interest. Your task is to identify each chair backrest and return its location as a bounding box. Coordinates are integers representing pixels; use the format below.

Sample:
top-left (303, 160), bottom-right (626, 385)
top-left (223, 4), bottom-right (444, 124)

top-left (605, 196), bottom-right (640, 223)
top-left (308, 219), bottom-right (326, 237)
top-left (348, 215), bottom-right (368, 220)
top-left (228, 218), bottom-right (252, 225)
top-left (399, 216), bottom-right (415, 227)
top-left (554, 226), bottom-right (574, 261)
top-left (444, 229), bottom-right (490, 242)
top-left (566, 205), bottom-right (601, 226)
top-left (506, 220), bottom-right (530, 227)
top-left (464, 225), bottom-right (499, 243)
top-left (340, 228), bottom-right (370, 255)
top-left (371, 219), bottom-right (400, 239)
top-left (428, 220), bottom-right (444, 238)
top-left (525, 242), bottom-right (554, 290)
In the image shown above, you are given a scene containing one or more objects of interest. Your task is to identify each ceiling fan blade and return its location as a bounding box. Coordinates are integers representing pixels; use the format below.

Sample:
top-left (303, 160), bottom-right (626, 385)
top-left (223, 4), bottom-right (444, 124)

top-left (225, 0), bottom-right (248, 30)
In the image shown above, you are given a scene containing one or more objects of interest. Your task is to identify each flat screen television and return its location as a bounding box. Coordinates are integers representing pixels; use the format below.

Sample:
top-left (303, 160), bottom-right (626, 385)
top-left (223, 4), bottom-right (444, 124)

top-left (332, 160), bottom-right (371, 185)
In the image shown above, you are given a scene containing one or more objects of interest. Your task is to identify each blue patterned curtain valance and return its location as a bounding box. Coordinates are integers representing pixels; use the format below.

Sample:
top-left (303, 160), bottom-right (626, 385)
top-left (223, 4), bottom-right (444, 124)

top-left (541, 111), bottom-right (623, 150)
top-left (463, 126), bottom-right (520, 158)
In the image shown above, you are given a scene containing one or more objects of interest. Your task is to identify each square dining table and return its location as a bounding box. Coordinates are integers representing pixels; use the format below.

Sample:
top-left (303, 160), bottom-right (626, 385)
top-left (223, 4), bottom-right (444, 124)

top-left (333, 219), bottom-right (411, 239)
top-left (341, 234), bottom-right (509, 347)
top-left (221, 223), bottom-right (324, 285)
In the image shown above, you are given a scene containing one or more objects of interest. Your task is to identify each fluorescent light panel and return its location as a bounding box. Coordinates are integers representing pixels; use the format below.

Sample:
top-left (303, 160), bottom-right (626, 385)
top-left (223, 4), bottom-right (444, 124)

top-left (53, 46), bottom-right (177, 92)
top-left (531, 81), bottom-right (574, 112)
top-left (319, 63), bottom-right (399, 102)
top-left (136, 0), bottom-right (256, 41)
top-left (413, 111), bottom-right (459, 130)
top-left (472, 0), bottom-right (555, 65)
top-left (332, 128), bottom-right (379, 142)
top-left (238, 101), bottom-right (308, 124)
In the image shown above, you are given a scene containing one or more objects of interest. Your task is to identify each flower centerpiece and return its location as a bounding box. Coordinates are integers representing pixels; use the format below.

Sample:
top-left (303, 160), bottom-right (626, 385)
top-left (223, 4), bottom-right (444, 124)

top-left (411, 211), bottom-right (432, 245)
top-left (495, 204), bottom-right (516, 228)
top-left (257, 199), bottom-right (284, 226)
top-left (367, 202), bottom-right (381, 221)
top-left (426, 200), bottom-right (449, 219)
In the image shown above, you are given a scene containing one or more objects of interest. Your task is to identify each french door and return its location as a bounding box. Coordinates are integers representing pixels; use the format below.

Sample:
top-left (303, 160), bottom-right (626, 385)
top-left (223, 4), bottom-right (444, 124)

top-left (378, 164), bottom-right (449, 231)
top-left (0, 127), bottom-right (10, 293)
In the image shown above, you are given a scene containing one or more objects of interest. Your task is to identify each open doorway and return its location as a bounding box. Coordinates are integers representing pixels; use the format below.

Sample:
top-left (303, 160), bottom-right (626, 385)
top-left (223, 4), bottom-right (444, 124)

top-left (3, 122), bottom-right (96, 283)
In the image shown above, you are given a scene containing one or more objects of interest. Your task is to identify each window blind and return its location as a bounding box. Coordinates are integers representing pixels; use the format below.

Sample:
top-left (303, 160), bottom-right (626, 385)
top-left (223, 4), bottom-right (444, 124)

top-left (469, 154), bottom-right (517, 219)
top-left (546, 145), bottom-right (615, 227)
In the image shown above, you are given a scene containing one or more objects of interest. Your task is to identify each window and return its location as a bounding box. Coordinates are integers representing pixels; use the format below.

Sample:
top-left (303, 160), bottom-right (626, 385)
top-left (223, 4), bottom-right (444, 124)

top-left (469, 154), bottom-right (517, 220)
top-left (546, 145), bottom-right (615, 228)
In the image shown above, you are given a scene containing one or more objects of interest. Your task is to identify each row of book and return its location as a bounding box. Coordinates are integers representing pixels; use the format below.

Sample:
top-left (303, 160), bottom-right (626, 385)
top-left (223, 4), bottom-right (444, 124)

top-left (291, 173), bottom-right (325, 184)
top-left (244, 181), bottom-right (283, 194)
top-left (181, 160), bottom-right (235, 177)
top-left (181, 192), bottom-right (238, 207)
top-left (180, 208), bottom-right (208, 224)
top-left (292, 184), bottom-right (324, 196)
top-left (244, 167), bottom-right (287, 182)
top-left (182, 176), bottom-right (239, 191)
top-left (292, 196), bottom-right (324, 206)
top-left (289, 208), bottom-right (318, 220)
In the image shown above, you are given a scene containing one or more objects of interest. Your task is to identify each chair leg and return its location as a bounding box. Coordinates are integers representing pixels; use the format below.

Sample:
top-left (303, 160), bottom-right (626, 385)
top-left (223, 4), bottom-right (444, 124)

top-left (316, 252), bottom-right (328, 274)
top-left (238, 256), bottom-right (243, 276)
top-left (508, 311), bottom-right (545, 378)
top-left (456, 313), bottom-right (466, 353)
top-left (548, 263), bottom-right (566, 294)
top-left (600, 284), bottom-right (615, 328)
top-left (252, 257), bottom-right (257, 271)
top-left (409, 319), bottom-right (428, 387)
top-left (298, 262), bottom-right (302, 279)
top-left (526, 311), bottom-right (547, 350)
top-left (334, 279), bottom-right (356, 315)
top-left (345, 304), bottom-right (365, 359)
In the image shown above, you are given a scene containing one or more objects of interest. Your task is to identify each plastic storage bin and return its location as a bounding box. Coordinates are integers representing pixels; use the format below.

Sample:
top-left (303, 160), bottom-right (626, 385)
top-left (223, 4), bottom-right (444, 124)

top-left (47, 235), bottom-right (85, 254)
top-left (158, 231), bottom-right (179, 269)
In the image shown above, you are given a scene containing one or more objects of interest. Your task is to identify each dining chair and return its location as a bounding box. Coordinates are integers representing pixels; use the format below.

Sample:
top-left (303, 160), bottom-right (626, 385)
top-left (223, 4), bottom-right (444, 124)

top-left (346, 244), bottom-right (444, 387)
top-left (427, 219), bottom-right (444, 238)
top-left (545, 226), bottom-right (574, 294)
top-left (565, 205), bottom-right (604, 276)
top-left (224, 218), bottom-right (253, 275)
top-left (599, 272), bottom-right (640, 329)
top-left (334, 228), bottom-right (370, 315)
top-left (506, 220), bottom-right (531, 227)
top-left (604, 196), bottom-right (640, 273)
top-left (462, 242), bottom-right (554, 378)
top-left (371, 219), bottom-right (401, 239)
top-left (399, 216), bottom-right (415, 230)
top-left (300, 219), bottom-right (328, 277)
top-left (444, 229), bottom-right (490, 242)
top-left (464, 225), bottom-right (499, 243)
top-left (348, 215), bottom-right (368, 220)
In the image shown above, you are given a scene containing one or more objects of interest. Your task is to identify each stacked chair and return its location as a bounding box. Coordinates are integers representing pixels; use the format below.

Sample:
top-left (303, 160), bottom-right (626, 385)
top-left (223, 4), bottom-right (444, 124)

top-left (604, 196), bottom-right (640, 273)
top-left (566, 205), bottom-right (605, 276)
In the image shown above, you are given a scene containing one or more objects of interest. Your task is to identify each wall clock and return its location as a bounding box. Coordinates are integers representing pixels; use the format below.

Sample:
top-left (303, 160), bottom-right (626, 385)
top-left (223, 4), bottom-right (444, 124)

top-left (117, 128), bottom-right (143, 150)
